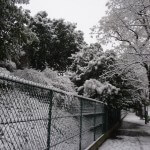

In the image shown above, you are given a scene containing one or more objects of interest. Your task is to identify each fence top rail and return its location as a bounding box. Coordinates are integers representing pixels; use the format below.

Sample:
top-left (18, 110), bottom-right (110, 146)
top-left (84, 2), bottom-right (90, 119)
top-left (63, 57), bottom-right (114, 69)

top-left (0, 73), bottom-right (105, 105)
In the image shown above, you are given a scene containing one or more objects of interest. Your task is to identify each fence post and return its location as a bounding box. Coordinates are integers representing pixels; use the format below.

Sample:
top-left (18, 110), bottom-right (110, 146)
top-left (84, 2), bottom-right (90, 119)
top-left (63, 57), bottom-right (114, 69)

top-left (93, 102), bottom-right (96, 141)
top-left (79, 98), bottom-right (83, 150)
top-left (47, 90), bottom-right (53, 150)
top-left (119, 109), bottom-right (121, 121)
top-left (103, 105), bottom-right (108, 133)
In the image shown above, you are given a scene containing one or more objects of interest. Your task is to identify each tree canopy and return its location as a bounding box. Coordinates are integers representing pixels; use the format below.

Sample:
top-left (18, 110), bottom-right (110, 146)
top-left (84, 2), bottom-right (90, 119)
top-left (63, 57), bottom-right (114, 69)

top-left (0, 0), bottom-right (36, 69)
top-left (70, 42), bottom-right (140, 108)
top-left (24, 12), bottom-right (85, 71)
top-left (92, 0), bottom-right (150, 106)
top-left (0, 1), bottom-right (85, 71)
top-left (1, 0), bottom-right (148, 109)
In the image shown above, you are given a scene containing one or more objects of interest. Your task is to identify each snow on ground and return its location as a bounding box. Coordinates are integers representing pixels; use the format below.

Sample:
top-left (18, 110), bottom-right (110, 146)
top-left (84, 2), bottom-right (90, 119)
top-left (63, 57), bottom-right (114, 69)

top-left (99, 113), bottom-right (150, 150)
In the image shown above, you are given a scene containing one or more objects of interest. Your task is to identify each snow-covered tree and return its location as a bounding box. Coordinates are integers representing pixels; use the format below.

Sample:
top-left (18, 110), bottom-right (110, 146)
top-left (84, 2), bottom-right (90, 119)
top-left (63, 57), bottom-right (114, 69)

top-left (71, 46), bottom-right (117, 89)
top-left (71, 44), bottom-right (120, 107)
top-left (92, 0), bottom-right (150, 104)
top-left (70, 42), bottom-right (103, 72)
top-left (24, 11), bottom-right (52, 70)
top-left (47, 19), bottom-right (85, 71)
top-left (70, 42), bottom-right (145, 108)
top-left (25, 12), bottom-right (85, 71)
top-left (0, 0), bottom-right (35, 69)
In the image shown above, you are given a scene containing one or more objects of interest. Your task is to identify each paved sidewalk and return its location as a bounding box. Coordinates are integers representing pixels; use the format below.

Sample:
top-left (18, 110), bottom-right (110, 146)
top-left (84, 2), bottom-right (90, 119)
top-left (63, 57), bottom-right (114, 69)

top-left (99, 113), bottom-right (150, 150)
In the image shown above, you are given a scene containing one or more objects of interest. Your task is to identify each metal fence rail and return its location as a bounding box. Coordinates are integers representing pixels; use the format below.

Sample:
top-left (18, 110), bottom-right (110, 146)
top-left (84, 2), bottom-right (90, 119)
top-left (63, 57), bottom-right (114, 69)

top-left (0, 73), bottom-right (121, 150)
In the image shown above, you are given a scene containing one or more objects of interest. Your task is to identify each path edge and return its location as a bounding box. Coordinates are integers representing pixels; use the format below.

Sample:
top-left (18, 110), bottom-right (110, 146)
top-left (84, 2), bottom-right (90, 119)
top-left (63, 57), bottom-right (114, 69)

top-left (85, 113), bottom-right (127, 150)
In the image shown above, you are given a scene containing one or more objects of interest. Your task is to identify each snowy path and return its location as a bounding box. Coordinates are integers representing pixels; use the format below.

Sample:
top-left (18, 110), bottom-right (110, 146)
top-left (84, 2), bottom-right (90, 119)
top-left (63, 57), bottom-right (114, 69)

top-left (98, 113), bottom-right (150, 150)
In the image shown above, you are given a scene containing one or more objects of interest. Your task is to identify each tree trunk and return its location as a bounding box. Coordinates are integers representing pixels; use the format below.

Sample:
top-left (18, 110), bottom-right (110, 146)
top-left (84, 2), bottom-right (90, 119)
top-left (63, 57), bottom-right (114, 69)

top-left (143, 63), bottom-right (150, 102)
top-left (146, 67), bottom-right (150, 102)
top-left (143, 63), bottom-right (150, 124)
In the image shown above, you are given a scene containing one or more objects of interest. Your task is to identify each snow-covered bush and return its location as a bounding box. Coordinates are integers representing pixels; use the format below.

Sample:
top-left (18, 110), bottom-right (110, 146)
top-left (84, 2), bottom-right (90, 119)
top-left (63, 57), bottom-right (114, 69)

top-left (43, 68), bottom-right (75, 93)
top-left (12, 68), bottom-right (78, 111)
top-left (13, 68), bottom-right (75, 92)
top-left (71, 49), bottom-right (117, 89)
top-left (0, 67), bottom-right (11, 75)
top-left (13, 68), bottom-right (53, 85)
top-left (83, 79), bottom-right (119, 103)
top-left (70, 46), bottom-right (129, 107)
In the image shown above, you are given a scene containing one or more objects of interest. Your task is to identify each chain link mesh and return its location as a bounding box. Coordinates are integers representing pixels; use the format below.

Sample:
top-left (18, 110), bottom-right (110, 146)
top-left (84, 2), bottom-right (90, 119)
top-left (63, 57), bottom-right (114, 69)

top-left (0, 73), bottom-right (121, 150)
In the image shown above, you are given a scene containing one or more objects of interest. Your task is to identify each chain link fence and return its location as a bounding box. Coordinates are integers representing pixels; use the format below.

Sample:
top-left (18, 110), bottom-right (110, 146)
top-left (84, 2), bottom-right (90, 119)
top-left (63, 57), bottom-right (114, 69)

top-left (0, 73), bottom-right (121, 150)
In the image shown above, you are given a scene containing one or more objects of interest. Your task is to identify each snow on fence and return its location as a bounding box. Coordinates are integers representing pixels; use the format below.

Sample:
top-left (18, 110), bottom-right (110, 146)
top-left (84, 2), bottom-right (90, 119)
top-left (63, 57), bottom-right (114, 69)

top-left (0, 73), bottom-right (121, 150)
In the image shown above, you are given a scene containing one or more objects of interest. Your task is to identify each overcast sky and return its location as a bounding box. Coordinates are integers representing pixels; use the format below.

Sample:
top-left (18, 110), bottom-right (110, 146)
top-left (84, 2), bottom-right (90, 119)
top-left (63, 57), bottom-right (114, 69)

top-left (21, 0), bottom-right (108, 44)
